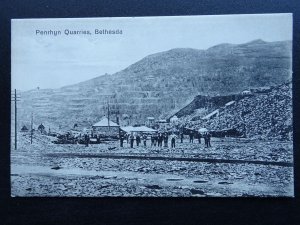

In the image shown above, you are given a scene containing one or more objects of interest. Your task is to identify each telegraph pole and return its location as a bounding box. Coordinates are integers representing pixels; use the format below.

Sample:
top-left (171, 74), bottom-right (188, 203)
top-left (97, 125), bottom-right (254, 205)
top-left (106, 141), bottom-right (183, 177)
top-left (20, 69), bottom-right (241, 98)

top-left (11, 89), bottom-right (20, 150)
top-left (107, 100), bottom-right (110, 130)
top-left (31, 113), bottom-right (33, 144)
top-left (15, 89), bottom-right (17, 150)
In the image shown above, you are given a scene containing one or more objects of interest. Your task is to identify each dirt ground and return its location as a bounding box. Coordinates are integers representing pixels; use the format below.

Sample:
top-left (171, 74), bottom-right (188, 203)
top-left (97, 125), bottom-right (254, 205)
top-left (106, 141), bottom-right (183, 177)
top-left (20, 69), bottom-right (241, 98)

top-left (11, 133), bottom-right (294, 197)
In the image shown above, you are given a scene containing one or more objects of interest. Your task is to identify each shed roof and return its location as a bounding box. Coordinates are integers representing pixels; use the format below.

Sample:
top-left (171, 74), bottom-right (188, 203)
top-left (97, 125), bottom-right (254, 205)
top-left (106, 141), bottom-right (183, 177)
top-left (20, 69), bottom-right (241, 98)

top-left (21, 125), bottom-right (29, 131)
top-left (121, 126), bottom-right (156, 133)
top-left (92, 117), bottom-right (119, 127)
top-left (202, 109), bottom-right (219, 120)
top-left (225, 101), bottom-right (235, 107)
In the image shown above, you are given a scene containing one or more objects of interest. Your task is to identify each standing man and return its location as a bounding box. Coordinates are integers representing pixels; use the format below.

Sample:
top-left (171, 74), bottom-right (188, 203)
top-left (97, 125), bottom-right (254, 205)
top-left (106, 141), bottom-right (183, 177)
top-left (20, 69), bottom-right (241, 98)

top-left (151, 133), bottom-right (155, 147)
top-left (85, 133), bottom-right (90, 147)
top-left (207, 132), bottom-right (212, 147)
top-left (197, 132), bottom-right (202, 144)
top-left (163, 133), bottom-right (168, 148)
top-left (180, 132), bottom-right (184, 143)
top-left (120, 133), bottom-right (124, 147)
top-left (136, 134), bottom-right (141, 147)
top-left (170, 133), bottom-right (177, 148)
top-left (204, 132), bottom-right (208, 148)
top-left (158, 133), bottom-right (163, 148)
top-left (143, 134), bottom-right (147, 147)
top-left (154, 132), bottom-right (158, 147)
top-left (189, 131), bottom-right (194, 143)
top-left (130, 133), bottom-right (134, 148)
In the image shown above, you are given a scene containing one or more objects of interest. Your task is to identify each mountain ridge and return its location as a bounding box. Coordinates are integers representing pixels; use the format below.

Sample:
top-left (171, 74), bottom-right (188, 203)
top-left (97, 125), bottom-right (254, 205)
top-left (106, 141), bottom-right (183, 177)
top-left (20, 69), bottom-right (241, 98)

top-left (18, 39), bottom-right (292, 130)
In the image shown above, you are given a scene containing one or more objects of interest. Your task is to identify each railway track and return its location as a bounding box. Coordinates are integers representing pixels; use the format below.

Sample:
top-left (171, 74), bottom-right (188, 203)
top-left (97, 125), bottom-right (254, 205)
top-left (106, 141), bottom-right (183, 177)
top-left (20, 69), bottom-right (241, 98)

top-left (45, 153), bottom-right (293, 167)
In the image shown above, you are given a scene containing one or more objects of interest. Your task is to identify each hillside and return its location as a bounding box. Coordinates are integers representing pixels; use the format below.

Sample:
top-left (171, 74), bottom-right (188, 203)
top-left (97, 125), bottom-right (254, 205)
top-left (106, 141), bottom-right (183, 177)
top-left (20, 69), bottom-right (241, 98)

top-left (17, 40), bottom-right (292, 130)
top-left (180, 82), bottom-right (292, 140)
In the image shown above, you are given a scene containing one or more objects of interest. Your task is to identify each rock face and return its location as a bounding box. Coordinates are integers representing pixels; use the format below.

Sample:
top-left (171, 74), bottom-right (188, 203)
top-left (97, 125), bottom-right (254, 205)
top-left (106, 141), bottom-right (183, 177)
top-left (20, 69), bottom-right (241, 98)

top-left (174, 94), bottom-right (245, 119)
top-left (18, 40), bottom-right (292, 129)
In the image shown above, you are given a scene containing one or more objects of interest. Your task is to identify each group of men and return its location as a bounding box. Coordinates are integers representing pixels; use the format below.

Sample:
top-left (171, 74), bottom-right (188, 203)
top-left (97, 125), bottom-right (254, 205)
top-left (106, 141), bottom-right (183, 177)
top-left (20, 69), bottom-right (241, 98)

top-left (120, 132), bottom-right (178, 148)
top-left (203, 132), bottom-right (212, 147)
top-left (181, 131), bottom-right (212, 147)
top-left (120, 131), bottom-right (212, 148)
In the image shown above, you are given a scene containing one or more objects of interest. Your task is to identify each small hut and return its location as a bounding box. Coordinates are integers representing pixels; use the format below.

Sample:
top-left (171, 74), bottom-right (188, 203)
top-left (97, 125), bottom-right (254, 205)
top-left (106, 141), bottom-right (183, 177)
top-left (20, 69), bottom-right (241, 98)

top-left (21, 125), bottom-right (29, 132)
top-left (92, 117), bottom-right (120, 138)
top-left (146, 117), bottom-right (155, 127)
top-left (38, 123), bottom-right (45, 133)
top-left (242, 90), bottom-right (252, 95)
top-left (156, 119), bottom-right (167, 130)
top-left (170, 115), bottom-right (179, 124)
top-left (198, 127), bottom-right (208, 134)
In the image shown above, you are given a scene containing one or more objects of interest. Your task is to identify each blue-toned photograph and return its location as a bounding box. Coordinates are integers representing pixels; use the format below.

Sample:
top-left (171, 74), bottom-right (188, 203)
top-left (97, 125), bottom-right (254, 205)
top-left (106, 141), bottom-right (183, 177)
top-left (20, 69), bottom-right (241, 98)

top-left (11, 14), bottom-right (293, 197)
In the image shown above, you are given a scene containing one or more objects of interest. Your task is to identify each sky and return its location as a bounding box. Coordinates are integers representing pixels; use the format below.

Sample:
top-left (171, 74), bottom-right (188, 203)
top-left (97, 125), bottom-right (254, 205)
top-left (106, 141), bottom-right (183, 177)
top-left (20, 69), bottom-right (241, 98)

top-left (11, 13), bottom-right (293, 91)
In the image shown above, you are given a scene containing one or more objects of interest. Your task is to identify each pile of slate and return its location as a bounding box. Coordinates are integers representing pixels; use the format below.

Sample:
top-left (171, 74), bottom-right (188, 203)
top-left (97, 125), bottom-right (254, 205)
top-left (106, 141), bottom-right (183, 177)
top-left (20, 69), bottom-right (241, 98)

top-left (194, 82), bottom-right (292, 140)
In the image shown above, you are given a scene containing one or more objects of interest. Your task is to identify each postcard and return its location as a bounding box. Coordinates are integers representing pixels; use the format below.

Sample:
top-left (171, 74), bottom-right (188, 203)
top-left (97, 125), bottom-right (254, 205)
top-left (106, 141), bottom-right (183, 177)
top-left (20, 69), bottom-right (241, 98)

top-left (11, 14), bottom-right (293, 197)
